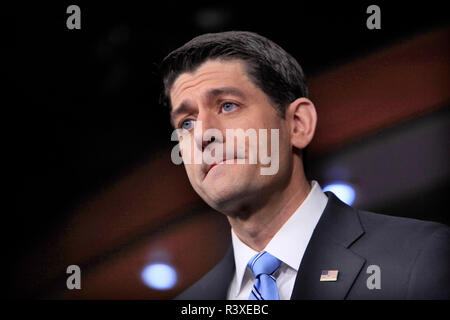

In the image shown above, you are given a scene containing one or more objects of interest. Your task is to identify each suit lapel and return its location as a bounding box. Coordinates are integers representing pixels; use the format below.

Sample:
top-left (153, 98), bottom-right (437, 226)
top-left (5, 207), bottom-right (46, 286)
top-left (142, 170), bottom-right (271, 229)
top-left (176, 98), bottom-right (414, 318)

top-left (290, 192), bottom-right (366, 300)
top-left (199, 245), bottom-right (235, 299)
top-left (210, 246), bottom-right (235, 299)
top-left (176, 245), bottom-right (234, 300)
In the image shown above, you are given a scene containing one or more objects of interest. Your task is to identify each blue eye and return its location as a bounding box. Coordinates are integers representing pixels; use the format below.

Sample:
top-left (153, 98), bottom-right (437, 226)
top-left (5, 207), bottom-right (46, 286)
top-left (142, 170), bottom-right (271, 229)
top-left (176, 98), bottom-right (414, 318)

top-left (181, 119), bottom-right (194, 130)
top-left (222, 102), bottom-right (237, 113)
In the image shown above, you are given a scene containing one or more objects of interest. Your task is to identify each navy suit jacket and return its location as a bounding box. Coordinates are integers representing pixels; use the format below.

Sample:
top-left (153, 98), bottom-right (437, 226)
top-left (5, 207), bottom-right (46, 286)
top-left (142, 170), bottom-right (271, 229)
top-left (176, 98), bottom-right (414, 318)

top-left (176, 192), bottom-right (450, 299)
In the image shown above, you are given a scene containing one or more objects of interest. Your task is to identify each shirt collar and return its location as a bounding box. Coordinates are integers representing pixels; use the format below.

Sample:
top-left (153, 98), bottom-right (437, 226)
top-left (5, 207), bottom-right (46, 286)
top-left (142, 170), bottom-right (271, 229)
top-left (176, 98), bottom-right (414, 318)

top-left (230, 180), bottom-right (328, 297)
top-left (231, 228), bottom-right (258, 297)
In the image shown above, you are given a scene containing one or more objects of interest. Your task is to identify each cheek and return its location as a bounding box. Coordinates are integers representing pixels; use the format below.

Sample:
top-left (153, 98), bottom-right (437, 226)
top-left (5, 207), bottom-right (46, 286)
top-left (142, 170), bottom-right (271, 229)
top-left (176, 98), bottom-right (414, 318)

top-left (179, 135), bottom-right (199, 164)
top-left (183, 163), bottom-right (206, 194)
top-left (184, 163), bottom-right (199, 179)
top-left (277, 127), bottom-right (293, 158)
top-left (263, 119), bottom-right (290, 154)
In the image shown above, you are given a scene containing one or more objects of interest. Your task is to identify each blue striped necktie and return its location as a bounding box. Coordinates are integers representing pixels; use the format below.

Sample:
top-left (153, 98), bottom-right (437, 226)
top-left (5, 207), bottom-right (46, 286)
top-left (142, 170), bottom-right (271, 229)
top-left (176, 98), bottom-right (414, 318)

top-left (248, 251), bottom-right (281, 300)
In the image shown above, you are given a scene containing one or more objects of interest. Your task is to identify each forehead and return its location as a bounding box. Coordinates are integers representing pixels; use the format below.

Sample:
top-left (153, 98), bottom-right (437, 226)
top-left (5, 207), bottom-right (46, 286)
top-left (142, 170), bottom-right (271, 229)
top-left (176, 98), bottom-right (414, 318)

top-left (170, 59), bottom-right (255, 107)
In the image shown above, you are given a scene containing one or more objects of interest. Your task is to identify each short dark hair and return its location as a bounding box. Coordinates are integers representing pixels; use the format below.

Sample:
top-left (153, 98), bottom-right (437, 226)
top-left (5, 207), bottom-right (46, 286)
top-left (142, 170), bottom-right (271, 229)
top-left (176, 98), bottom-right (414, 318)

top-left (160, 31), bottom-right (308, 116)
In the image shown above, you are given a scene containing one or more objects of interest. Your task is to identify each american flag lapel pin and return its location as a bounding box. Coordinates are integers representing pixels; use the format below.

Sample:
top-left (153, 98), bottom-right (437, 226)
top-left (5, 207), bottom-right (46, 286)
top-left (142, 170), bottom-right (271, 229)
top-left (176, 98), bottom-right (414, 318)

top-left (320, 270), bottom-right (339, 281)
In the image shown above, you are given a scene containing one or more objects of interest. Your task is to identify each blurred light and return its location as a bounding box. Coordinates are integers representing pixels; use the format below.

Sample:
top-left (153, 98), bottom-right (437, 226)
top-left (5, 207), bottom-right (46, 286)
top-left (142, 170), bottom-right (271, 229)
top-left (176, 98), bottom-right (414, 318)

top-left (323, 182), bottom-right (356, 205)
top-left (141, 263), bottom-right (177, 290)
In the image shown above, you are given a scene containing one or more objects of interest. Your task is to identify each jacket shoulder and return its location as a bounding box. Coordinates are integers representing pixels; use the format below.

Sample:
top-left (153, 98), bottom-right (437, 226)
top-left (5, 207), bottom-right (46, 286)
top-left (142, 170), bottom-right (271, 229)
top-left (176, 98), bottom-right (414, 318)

top-left (357, 210), bottom-right (448, 243)
top-left (350, 210), bottom-right (449, 299)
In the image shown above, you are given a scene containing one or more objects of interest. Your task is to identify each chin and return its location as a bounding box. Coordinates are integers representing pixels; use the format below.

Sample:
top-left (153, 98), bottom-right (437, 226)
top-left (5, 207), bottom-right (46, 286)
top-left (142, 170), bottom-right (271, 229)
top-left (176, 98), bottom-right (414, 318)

top-left (192, 164), bottom-right (264, 212)
top-left (205, 184), bottom-right (241, 206)
top-left (201, 180), bottom-right (257, 215)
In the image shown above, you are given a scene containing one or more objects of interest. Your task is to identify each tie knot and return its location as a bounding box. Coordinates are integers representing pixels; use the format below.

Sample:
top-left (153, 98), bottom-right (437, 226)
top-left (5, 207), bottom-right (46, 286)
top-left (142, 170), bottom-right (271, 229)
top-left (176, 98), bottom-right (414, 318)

top-left (248, 251), bottom-right (281, 278)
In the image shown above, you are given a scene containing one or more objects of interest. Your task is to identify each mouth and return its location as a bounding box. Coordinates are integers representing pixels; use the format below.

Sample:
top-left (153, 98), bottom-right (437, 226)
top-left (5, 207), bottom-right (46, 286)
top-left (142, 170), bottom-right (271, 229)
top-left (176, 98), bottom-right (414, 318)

top-left (202, 157), bottom-right (242, 179)
top-left (204, 160), bottom-right (225, 176)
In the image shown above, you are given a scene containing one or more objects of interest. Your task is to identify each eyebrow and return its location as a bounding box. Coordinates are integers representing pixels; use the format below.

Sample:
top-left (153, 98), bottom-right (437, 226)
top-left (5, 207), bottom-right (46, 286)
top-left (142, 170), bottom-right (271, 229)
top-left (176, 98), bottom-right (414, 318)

top-left (170, 101), bottom-right (195, 127)
top-left (205, 86), bottom-right (246, 101)
top-left (170, 86), bottom-right (247, 127)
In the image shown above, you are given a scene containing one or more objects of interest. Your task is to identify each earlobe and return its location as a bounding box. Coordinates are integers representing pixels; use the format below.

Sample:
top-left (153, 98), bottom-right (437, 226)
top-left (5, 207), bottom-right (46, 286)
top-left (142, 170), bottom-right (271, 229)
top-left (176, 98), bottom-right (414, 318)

top-left (289, 98), bottom-right (317, 150)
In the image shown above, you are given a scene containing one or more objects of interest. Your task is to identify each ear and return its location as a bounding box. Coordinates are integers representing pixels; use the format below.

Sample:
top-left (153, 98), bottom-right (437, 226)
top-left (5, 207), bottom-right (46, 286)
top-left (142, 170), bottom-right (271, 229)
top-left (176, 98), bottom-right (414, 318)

top-left (286, 98), bottom-right (317, 150)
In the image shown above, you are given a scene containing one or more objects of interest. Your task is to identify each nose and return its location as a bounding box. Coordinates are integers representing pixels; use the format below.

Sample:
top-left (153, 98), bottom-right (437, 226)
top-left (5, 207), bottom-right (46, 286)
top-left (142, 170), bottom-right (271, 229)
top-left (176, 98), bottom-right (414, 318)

top-left (194, 111), bottom-right (223, 152)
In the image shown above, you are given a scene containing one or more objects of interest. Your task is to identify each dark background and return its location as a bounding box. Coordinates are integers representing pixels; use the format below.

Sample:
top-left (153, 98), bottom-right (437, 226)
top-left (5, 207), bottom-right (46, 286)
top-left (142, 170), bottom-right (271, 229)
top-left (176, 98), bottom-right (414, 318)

top-left (10, 1), bottom-right (449, 299)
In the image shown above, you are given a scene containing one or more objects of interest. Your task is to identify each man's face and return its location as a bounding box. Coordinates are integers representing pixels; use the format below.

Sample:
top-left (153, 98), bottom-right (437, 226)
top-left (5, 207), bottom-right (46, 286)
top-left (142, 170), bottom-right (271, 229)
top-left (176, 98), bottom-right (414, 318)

top-left (170, 59), bottom-right (293, 214)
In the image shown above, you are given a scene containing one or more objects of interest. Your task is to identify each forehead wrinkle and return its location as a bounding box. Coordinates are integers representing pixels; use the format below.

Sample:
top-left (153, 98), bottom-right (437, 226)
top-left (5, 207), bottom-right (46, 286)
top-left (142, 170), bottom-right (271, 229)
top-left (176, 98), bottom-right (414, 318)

top-left (171, 60), bottom-right (251, 104)
top-left (171, 70), bottom-right (223, 104)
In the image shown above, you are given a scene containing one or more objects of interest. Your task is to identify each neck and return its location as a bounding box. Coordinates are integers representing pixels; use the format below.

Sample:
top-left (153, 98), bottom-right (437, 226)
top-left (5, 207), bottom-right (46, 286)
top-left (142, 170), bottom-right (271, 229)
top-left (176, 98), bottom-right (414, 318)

top-left (227, 163), bottom-right (312, 252)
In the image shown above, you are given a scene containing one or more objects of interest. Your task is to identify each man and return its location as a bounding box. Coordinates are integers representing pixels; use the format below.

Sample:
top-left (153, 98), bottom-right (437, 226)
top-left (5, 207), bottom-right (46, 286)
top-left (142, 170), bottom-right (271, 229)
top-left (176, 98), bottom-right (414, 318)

top-left (160, 31), bottom-right (449, 299)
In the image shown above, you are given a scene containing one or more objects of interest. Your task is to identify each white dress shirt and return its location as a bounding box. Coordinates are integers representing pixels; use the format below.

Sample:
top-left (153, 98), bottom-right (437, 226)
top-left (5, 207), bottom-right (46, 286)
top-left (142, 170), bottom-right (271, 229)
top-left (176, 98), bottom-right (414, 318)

top-left (227, 180), bottom-right (328, 300)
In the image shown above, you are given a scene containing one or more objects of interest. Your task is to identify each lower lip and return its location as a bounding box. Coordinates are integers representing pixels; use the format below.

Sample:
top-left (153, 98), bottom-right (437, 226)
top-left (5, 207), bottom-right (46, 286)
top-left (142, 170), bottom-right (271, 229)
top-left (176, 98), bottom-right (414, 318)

top-left (207, 159), bottom-right (232, 175)
top-left (208, 162), bottom-right (221, 173)
top-left (205, 158), bottom-right (246, 177)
